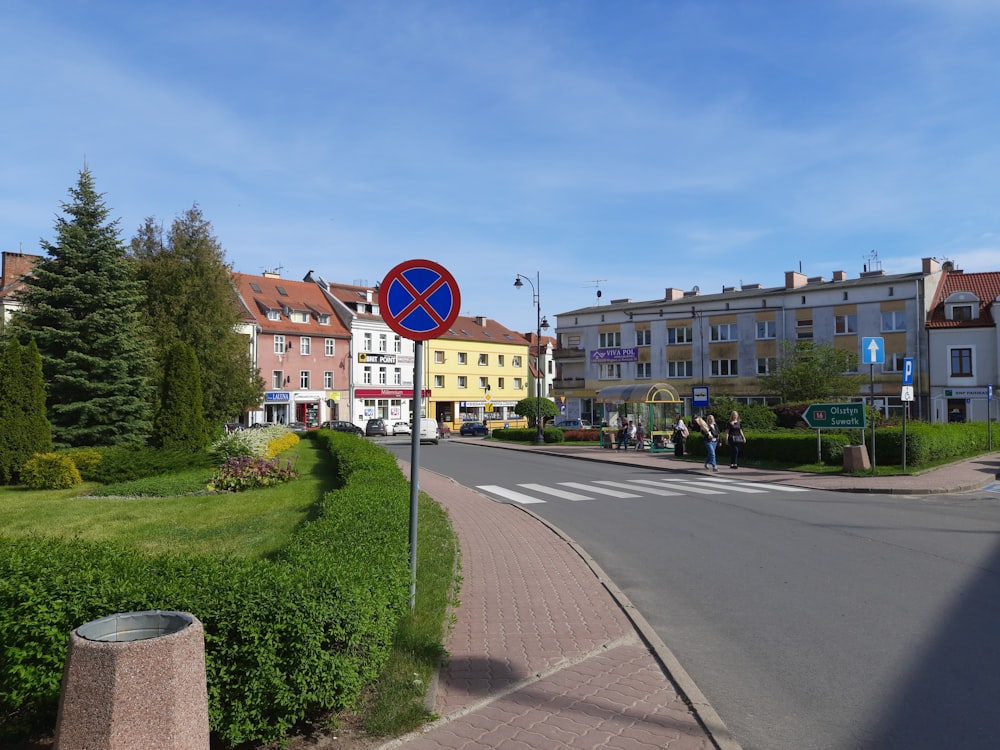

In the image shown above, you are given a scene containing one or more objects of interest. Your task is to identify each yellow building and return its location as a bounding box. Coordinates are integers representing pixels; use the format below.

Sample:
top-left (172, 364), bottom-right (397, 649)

top-left (425, 315), bottom-right (532, 431)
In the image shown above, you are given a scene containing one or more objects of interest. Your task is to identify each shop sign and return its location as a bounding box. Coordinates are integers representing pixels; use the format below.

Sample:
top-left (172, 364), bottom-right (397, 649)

top-left (356, 388), bottom-right (432, 398)
top-left (265, 392), bottom-right (291, 402)
top-left (590, 347), bottom-right (638, 363)
top-left (357, 352), bottom-right (397, 365)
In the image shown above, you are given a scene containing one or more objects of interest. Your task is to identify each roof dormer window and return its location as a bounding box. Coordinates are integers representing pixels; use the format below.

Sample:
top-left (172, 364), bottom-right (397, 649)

top-left (944, 292), bottom-right (980, 321)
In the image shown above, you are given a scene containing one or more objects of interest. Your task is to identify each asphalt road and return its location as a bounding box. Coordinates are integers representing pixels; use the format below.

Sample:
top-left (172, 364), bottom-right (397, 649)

top-left (385, 437), bottom-right (1000, 750)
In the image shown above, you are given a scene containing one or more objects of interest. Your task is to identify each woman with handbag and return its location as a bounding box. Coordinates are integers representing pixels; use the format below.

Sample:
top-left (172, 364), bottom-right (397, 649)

top-left (727, 410), bottom-right (747, 468)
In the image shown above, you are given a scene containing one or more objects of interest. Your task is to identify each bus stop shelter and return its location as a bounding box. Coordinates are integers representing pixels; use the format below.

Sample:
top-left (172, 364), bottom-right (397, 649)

top-left (596, 383), bottom-right (683, 453)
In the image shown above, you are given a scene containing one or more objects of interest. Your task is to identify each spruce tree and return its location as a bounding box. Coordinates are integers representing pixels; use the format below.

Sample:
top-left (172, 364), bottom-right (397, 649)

top-left (131, 206), bottom-right (263, 431)
top-left (0, 337), bottom-right (53, 483)
top-left (11, 168), bottom-right (155, 447)
top-left (153, 340), bottom-right (208, 451)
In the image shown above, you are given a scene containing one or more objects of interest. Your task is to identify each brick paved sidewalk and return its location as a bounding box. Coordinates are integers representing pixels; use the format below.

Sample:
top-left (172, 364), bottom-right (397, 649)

top-left (383, 464), bottom-right (729, 750)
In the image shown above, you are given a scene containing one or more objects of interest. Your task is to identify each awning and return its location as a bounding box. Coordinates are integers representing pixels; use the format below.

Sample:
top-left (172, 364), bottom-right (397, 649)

top-left (595, 383), bottom-right (681, 404)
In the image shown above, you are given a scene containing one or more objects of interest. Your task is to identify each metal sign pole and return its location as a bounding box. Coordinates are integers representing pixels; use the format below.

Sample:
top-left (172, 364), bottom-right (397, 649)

top-left (870, 363), bottom-right (876, 473)
top-left (408, 340), bottom-right (422, 610)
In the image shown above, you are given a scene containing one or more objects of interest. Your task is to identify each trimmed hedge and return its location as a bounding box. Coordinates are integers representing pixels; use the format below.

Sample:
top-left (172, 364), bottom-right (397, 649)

top-left (490, 426), bottom-right (565, 444)
top-left (0, 431), bottom-right (411, 747)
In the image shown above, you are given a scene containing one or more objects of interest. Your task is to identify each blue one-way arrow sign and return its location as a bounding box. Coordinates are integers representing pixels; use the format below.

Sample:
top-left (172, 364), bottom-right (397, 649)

top-left (862, 337), bottom-right (885, 364)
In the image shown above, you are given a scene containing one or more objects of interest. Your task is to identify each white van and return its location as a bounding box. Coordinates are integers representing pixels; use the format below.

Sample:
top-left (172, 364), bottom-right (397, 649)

top-left (418, 418), bottom-right (440, 445)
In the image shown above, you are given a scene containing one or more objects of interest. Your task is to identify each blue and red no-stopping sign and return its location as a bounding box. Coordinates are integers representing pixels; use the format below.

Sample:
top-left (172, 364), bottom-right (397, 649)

top-left (379, 259), bottom-right (461, 341)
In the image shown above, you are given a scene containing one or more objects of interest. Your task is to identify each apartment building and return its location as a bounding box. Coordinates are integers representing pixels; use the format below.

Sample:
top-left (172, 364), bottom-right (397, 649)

top-left (553, 257), bottom-right (949, 424)
top-left (0, 251), bottom-right (41, 325)
top-left (925, 266), bottom-right (1000, 423)
top-left (425, 315), bottom-right (533, 431)
top-left (234, 271), bottom-right (352, 427)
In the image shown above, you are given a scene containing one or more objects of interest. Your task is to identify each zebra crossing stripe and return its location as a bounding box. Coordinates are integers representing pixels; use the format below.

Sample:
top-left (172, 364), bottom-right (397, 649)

top-left (518, 483), bottom-right (592, 501)
top-left (661, 478), bottom-right (768, 494)
top-left (629, 479), bottom-right (725, 495)
top-left (476, 485), bottom-right (546, 504)
top-left (603, 480), bottom-right (683, 497)
top-left (558, 482), bottom-right (642, 498)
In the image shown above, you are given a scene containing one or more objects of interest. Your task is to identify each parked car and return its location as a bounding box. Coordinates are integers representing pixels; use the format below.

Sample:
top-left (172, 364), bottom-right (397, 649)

top-left (459, 420), bottom-right (490, 437)
top-left (365, 418), bottom-right (388, 437)
top-left (391, 421), bottom-right (411, 435)
top-left (320, 420), bottom-right (364, 436)
top-left (554, 419), bottom-right (592, 430)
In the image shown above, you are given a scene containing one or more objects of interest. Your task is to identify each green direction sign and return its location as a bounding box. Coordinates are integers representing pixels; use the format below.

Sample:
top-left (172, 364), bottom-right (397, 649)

top-left (802, 403), bottom-right (867, 429)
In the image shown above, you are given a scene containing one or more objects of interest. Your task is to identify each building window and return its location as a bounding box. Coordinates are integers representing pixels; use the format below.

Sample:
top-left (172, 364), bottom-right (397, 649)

top-left (274, 335), bottom-right (285, 354)
top-left (363, 366), bottom-right (372, 385)
top-left (884, 352), bottom-right (905, 372)
top-left (317, 314), bottom-right (330, 325)
top-left (300, 337), bottom-right (311, 355)
top-left (378, 367), bottom-right (387, 385)
top-left (293, 311), bottom-right (310, 324)
top-left (272, 370), bottom-right (283, 389)
top-left (756, 357), bottom-right (776, 375)
top-left (755, 320), bottom-right (776, 339)
top-left (835, 315), bottom-right (857, 335)
top-left (267, 309), bottom-right (280, 321)
top-left (434, 375), bottom-right (444, 388)
top-left (498, 354), bottom-right (505, 367)
top-left (512, 355), bottom-right (522, 368)
top-left (300, 371), bottom-right (309, 389)
top-left (363, 332), bottom-right (372, 351)
top-left (599, 363), bottom-right (622, 380)
top-left (323, 371), bottom-right (333, 388)
top-left (394, 335), bottom-right (402, 353)
top-left (498, 377), bottom-right (505, 389)
top-left (636, 362), bottom-right (651, 379)
top-left (636, 329), bottom-right (651, 346)
top-left (881, 311), bottom-right (906, 332)
top-left (710, 323), bottom-right (737, 342)
top-left (952, 305), bottom-right (974, 321)
top-left (434, 350), bottom-right (445, 363)
top-left (950, 347), bottom-right (973, 377)
top-left (393, 368), bottom-right (402, 385)
top-left (599, 331), bottom-right (621, 348)
top-left (796, 319), bottom-right (813, 340)
top-left (711, 359), bottom-right (738, 376)
top-left (667, 360), bottom-right (693, 378)
top-left (325, 338), bottom-right (335, 356)
top-left (458, 352), bottom-right (468, 365)
top-left (478, 353), bottom-right (488, 366)
top-left (457, 376), bottom-right (467, 388)
top-left (667, 326), bottom-right (692, 345)
top-left (378, 333), bottom-right (387, 352)
top-left (479, 376), bottom-right (489, 389)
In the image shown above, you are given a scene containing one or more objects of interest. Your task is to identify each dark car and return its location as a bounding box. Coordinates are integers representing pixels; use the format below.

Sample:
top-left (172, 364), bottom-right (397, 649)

top-left (320, 420), bottom-right (364, 436)
top-left (365, 418), bottom-right (388, 437)
top-left (459, 420), bottom-right (490, 437)
top-left (554, 419), bottom-right (592, 430)
top-left (286, 421), bottom-right (308, 433)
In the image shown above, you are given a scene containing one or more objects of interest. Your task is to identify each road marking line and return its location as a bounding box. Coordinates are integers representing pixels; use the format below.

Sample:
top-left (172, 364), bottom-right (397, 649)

top-left (608, 480), bottom-right (683, 496)
top-left (476, 485), bottom-right (546, 504)
top-left (559, 482), bottom-right (642, 498)
top-left (518, 483), bottom-right (592, 501)
top-left (630, 479), bottom-right (725, 495)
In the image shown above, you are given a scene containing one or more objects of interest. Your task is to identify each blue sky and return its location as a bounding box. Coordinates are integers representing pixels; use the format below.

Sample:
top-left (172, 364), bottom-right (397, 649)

top-left (3, 1), bottom-right (999, 335)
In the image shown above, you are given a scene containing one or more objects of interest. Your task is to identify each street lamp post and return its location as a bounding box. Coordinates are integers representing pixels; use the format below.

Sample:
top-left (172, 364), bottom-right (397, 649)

top-left (514, 273), bottom-right (549, 445)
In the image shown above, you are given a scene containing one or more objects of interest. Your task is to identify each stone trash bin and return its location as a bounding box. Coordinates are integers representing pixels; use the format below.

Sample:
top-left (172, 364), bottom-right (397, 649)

top-left (54, 610), bottom-right (210, 750)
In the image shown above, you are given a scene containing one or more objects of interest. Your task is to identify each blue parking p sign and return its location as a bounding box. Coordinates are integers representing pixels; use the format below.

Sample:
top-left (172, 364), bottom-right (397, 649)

top-left (902, 357), bottom-right (914, 386)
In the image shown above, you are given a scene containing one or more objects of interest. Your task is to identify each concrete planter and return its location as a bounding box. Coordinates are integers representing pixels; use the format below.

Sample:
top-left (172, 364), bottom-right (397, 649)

top-left (54, 610), bottom-right (209, 750)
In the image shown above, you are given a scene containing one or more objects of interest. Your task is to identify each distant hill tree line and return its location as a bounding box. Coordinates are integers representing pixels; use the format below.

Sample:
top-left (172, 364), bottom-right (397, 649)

top-left (0, 168), bottom-right (263, 481)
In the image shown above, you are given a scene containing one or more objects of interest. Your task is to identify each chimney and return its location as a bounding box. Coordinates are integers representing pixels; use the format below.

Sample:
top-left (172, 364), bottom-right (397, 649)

top-left (922, 257), bottom-right (941, 274)
top-left (832, 270), bottom-right (847, 281)
top-left (475, 316), bottom-right (487, 327)
top-left (784, 270), bottom-right (807, 289)
top-left (664, 288), bottom-right (685, 300)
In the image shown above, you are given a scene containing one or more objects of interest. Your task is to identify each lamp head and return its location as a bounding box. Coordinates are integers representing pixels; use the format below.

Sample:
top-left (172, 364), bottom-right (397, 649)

top-left (514, 277), bottom-right (524, 289)
top-left (540, 316), bottom-right (550, 330)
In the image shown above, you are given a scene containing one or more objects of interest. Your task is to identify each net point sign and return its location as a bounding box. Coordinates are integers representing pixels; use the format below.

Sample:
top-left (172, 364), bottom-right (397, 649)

top-left (802, 403), bottom-right (867, 429)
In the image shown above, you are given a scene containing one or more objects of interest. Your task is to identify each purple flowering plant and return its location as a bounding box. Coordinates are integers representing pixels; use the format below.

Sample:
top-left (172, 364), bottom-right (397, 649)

top-left (208, 455), bottom-right (298, 492)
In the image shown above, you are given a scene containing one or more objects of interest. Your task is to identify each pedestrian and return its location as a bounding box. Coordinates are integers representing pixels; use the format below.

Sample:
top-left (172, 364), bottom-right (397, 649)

top-left (727, 410), bottom-right (747, 468)
top-left (703, 414), bottom-right (720, 471)
top-left (627, 420), bottom-right (637, 448)
top-left (635, 421), bottom-right (645, 451)
top-left (672, 418), bottom-right (689, 457)
top-left (616, 422), bottom-right (628, 450)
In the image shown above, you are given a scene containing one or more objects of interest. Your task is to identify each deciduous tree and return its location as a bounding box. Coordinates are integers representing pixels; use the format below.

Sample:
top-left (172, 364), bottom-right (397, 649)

top-left (759, 340), bottom-right (863, 403)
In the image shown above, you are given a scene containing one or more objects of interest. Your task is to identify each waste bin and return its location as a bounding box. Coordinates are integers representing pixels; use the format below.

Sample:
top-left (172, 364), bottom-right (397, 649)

top-left (54, 610), bottom-right (210, 750)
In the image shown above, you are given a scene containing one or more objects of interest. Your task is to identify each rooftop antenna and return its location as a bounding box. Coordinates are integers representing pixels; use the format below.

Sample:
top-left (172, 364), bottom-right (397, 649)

top-left (862, 249), bottom-right (881, 274)
top-left (584, 279), bottom-right (606, 305)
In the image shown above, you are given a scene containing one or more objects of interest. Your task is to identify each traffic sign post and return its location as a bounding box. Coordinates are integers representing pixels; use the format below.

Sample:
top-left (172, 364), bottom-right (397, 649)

top-left (861, 338), bottom-right (884, 474)
top-left (380, 259), bottom-right (462, 611)
top-left (803, 403), bottom-right (867, 467)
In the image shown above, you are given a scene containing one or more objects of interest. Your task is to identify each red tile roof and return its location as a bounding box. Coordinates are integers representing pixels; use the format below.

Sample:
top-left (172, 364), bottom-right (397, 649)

top-left (233, 272), bottom-right (351, 338)
top-left (926, 269), bottom-right (1000, 329)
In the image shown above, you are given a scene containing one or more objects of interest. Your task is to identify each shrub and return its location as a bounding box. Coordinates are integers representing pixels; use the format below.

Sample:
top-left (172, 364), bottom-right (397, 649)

top-left (80, 445), bottom-right (214, 483)
top-left (208, 456), bottom-right (298, 492)
top-left (491, 427), bottom-right (563, 444)
top-left (20, 453), bottom-right (82, 490)
top-left (210, 431), bottom-right (256, 461)
top-left (263, 432), bottom-right (300, 459)
top-left (65, 449), bottom-right (102, 477)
